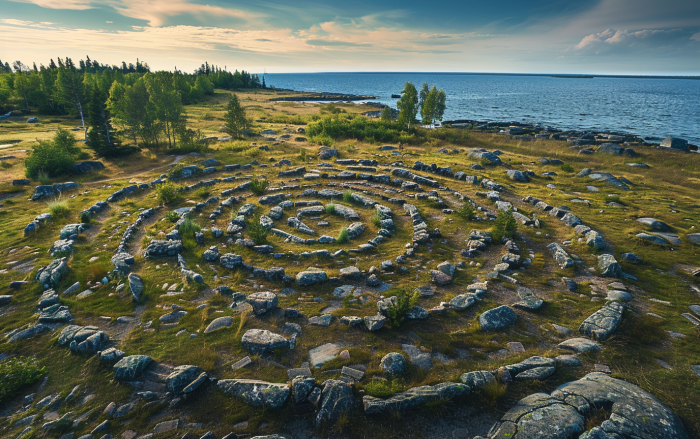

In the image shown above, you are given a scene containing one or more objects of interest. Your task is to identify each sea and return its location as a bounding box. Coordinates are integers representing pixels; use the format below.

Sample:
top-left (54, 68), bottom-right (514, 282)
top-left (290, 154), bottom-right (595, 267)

top-left (265, 73), bottom-right (700, 144)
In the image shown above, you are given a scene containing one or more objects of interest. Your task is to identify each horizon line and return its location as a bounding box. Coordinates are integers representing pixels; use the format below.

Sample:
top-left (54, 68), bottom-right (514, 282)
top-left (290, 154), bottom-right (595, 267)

top-left (262, 71), bottom-right (700, 79)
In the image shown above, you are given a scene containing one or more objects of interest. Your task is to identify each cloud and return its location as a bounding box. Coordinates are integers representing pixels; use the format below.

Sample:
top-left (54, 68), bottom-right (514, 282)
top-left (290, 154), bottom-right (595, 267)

top-left (8, 0), bottom-right (93, 10)
top-left (574, 28), bottom-right (700, 54)
top-left (306, 39), bottom-right (371, 47)
top-left (110, 0), bottom-right (262, 27)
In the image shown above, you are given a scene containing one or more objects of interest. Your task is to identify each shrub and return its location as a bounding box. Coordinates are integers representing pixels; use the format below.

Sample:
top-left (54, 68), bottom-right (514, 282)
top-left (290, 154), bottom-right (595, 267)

top-left (386, 289), bottom-right (421, 327)
top-left (372, 212), bottom-right (382, 228)
top-left (491, 209), bottom-right (517, 242)
top-left (79, 211), bottom-right (91, 224)
top-left (325, 204), bottom-right (336, 215)
top-left (561, 163), bottom-right (575, 173)
top-left (47, 198), bottom-right (70, 218)
top-left (342, 191), bottom-right (353, 203)
top-left (0, 161), bottom-right (11, 169)
top-left (249, 177), bottom-right (269, 196)
top-left (156, 182), bottom-right (182, 205)
top-left (164, 211), bottom-right (180, 223)
top-left (196, 187), bottom-right (210, 200)
top-left (455, 201), bottom-right (476, 221)
top-left (306, 116), bottom-right (413, 144)
top-left (178, 217), bottom-right (201, 238)
top-left (337, 227), bottom-right (349, 244)
top-left (247, 217), bottom-right (269, 245)
top-left (298, 148), bottom-right (307, 162)
top-left (25, 133), bottom-right (77, 179)
top-left (362, 379), bottom-right (403, 398)
top-left (0, 357), bottom-right (45, 403)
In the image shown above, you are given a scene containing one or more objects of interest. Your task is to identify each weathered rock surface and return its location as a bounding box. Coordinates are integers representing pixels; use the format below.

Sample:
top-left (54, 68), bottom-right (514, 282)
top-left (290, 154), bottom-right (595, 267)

top-left (364, 382), bottom-right (469, 414)
top-left (479, 306), bottom-right (517, 331)
top-left (579, 301), bottom-right (625, 341)
top-left (217, 379), bottom-right (289, 408)
top-left (113, 355), bottom-right (152, 380)
top-left (241, 329), bottom-right (289, 354)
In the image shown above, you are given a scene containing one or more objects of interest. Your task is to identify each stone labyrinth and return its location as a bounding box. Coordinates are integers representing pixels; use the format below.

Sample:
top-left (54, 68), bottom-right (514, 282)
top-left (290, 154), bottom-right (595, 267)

top-left (2, 147), bottom-right (695, 439)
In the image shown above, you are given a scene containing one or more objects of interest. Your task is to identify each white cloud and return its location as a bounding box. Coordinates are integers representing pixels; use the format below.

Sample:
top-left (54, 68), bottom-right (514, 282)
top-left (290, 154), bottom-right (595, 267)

top-left (574, 28), bottom-right (699, 54)
top-left (109, 0), bottom-right (262, 27)
top-left (8, 0), bottom-right (93, 10)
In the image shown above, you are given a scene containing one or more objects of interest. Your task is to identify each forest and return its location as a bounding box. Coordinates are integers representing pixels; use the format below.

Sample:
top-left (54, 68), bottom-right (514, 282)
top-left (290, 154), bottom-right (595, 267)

top-left (0, 57), bottom-right (265, 157)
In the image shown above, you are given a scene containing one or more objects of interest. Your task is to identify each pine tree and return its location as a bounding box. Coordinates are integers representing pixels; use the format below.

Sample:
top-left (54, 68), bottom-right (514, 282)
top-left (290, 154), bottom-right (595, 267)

top-left (397, 82), bottom-right (418, 129)
top-left (223, 93), bottom-right (247, 138)
top-left (491, 209), bottom-right (517, 242)
top-left (381, 106), bottom-right (393, 122)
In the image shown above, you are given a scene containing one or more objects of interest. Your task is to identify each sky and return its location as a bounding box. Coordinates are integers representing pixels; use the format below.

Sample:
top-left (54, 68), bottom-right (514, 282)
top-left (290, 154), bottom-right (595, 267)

top-left (0, 0), bottom-right (699, 75)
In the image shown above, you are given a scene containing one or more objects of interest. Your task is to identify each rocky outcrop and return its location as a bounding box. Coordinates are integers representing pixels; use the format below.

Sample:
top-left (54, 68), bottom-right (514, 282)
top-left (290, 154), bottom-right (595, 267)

top-left (579, 301), bottom-right (625, 341)
top-left (166, 365), bottom-right (208, 395)
top-left (217, 379), bottom-right (289, 408)
top-left (477, 373), bottom-right (689, 439)
top-left (364, 382), bottom-right (470, 414)
top-left (113, 355), bottom-right (152, 380)
top-left (479, 306), bottom-right (517, 331)
top-left (144, 240), bottom-right (183, 257)
top-left (241, 329), bottom-right (289, 354)
top-left (316, 380), bottom-right (355, 426)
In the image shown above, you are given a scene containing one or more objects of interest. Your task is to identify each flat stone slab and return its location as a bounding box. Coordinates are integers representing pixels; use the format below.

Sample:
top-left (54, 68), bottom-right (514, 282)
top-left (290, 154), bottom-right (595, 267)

top-left (579, 301), bottom-right (625, 341)
top-left (204, 316), bottom-right (233, 333)
top-left (479, 305), bottom-right (517, 331)
top-left (309, 342), bottom-right (344, 368)
top-left (557, 337), bottom-right (601, 353)
top-left (402, 344), bottom-right (433, 369)
top-left (231, 356), bottom-right (252, 370)
top-left (153, 419), bottom-right (179, 434)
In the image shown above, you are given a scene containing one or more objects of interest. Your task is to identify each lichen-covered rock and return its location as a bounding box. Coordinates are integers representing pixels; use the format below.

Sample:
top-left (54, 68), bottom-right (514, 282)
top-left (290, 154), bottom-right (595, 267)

top-left (241, 329), bottom-right (289, 354)
top-left (111, 252), bottom-right (134, 274)
top-left (345, 222), bottom-right (365, 239)
top-left (166, 365), bottom-right (207, 394)
top-left (292, 376), bottom-right (317, 404)
top-left (364, 314), bottom-right (386, 331)
top-left (512, 287), bottom-right (544, 310)
top-left (38, 304), bottom-right (72, 323)
top-left (58, 325), bottom-right (109, 355)
top-left (144, 240), bottom-right (183, 257)
top-left (128, 273), bottom-right (144, 302)
top-left (579, 301), bottom-right (625, 341)
top-left (557, 337), bottom-right (601, 353)
top-left (598, 254), bottom-right (622, 278)
top-left (380, 352), bottom-right (407, 376)
top-left (364, 382), bottom-right (469, 414)
top-left (220, 253), bottom-right (243, 269)
top-left (296, 267), bottom-right (327, 286)
top-left (479, 305), bottom-right (517, 331)
top-left (548, 243), bottom-right (573, 269)
top-left (316, 379), bottom-right (355, 426)
top-left (113, 355), bottom-right (152, 380)
top-left (450, 293), bottom-right (478, 311)
top-left (247, 292), bottom-right (278, 315)
top-left (460, 370), bottom-right (496, 390)
top-left (217, 379), bottom-right (290, 408)
top-left (36, 258), bottom-right (68, 290)
top-left (586, 230), bottom-right (605, 250)
top-left (202, 246), bottom-right (220, 262)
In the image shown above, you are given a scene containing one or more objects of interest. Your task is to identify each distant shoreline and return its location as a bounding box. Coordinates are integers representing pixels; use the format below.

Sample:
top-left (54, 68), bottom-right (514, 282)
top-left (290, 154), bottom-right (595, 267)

top-left (267, 72), bottom-right (700, 80)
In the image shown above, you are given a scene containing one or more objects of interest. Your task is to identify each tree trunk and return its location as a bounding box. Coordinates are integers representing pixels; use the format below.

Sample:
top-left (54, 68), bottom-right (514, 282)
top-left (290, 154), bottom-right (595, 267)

top-left (77, 99), bottom-right (86, 141)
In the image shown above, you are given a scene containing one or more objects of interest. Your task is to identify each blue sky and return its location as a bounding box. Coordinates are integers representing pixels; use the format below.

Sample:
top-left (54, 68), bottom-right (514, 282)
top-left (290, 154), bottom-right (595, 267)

top-left (0, 0), bottom-right (698, 74)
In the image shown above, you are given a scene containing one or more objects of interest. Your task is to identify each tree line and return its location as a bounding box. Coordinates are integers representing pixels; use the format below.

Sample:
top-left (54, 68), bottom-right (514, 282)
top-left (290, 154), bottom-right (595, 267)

top-left (384, 81), bottom-right (446, 128)
top-left (0, 56), bottom-right (265, 157)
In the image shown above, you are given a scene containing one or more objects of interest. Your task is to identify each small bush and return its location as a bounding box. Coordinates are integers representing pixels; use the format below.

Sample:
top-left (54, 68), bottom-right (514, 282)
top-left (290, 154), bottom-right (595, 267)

top-left (47, 199), bottom-right (70, 218)
top-left (168, 163), bottom-right (185, 179)
top-left (0, 357), bottom-right (45, 403)
top-left (455, 201), bottom-right (476, 221)
top-left (386, 289), bottom-right (421, 327)
top-left (0, 161), bottom-right (11, 169)
top-left (325, 204), bottom-right (336, 214)
top-left (298, 148), bottom-right (307, 162)
top-left (337, 227), bottom-right (349, 244)
top-left (249, 177), bottom-right (269, 196)
top-left (178, 217), bottom-right (201, 238)
top-left (247, 217), bottom-right (269, 245)
top-left (362, 379), bottom-right (403, 398)
top-left (156, 182), bottom-right (182, 205)
top-left (196, 187), bottom-right (210, 199)
top-left (342, 191), bottom-right (353, 203)
top-left (79, 211), bottom-right (91, 224)
top-left (164, 211), bottom-right (180, 223)
top-left (561, 163), bottom-right (575, 173)
top-left (372, 212), bottom-right (382, 228)
top-left (491, 209), bottom-right (517, 242)
top-left (25, 134), bottom-right (77, 179)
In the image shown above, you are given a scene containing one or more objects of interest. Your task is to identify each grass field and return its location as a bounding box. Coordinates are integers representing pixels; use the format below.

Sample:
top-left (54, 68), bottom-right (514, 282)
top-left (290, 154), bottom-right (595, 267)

top-left (0, 88), bottom-right (699, 439)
